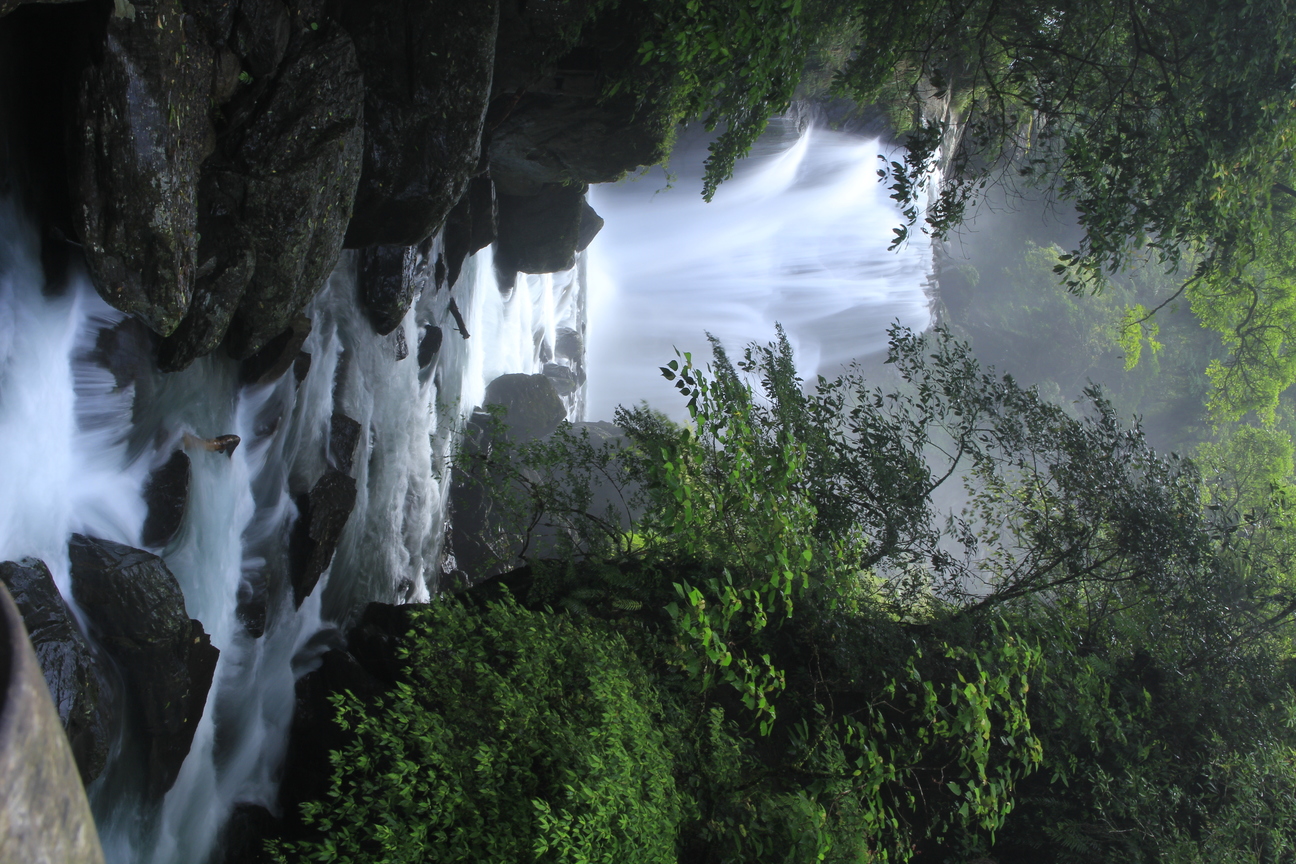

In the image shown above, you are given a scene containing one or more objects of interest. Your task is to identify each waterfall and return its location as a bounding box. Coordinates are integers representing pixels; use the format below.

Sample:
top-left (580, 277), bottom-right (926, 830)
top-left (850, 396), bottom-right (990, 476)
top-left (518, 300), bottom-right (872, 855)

top-left (0, 193), bottom-right (586, 862)
top-left (0, 118), bottom-right (924, 864)
top-left (586, 122), bottom-right (933, 421)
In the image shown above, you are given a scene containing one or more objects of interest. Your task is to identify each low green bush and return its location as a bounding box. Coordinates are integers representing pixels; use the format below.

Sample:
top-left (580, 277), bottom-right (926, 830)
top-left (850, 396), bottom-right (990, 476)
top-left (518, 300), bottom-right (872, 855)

top-left (270, 595), bottom-right (684, 864)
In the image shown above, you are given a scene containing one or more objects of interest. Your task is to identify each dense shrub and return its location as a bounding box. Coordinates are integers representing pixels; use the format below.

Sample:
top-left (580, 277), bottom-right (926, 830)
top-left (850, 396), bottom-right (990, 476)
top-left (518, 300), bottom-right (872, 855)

top-left (270, 595), bottom-right (684, 864)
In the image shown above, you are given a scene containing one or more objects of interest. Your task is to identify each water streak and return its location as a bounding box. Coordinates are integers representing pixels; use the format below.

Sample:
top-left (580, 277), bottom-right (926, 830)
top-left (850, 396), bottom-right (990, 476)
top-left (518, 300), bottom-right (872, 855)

top-left (586, 123), bottom-right (933, 421)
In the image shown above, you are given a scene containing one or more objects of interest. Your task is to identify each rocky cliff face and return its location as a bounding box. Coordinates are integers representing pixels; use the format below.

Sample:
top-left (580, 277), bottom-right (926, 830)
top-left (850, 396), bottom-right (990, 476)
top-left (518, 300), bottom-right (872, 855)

top-left (1, 0), bottom-right (673, 375)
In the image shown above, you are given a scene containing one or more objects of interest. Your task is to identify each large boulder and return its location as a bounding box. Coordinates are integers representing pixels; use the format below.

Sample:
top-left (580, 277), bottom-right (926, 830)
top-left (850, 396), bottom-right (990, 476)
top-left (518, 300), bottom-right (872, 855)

top-left (0, 558), bottom-right (114, 785)
top-left (68, 535), bottom-right (219, 799)
top-left (491, 0), bottom-right (604, 97)
top-left (495, 183), bottom-right (603, 278)
top-left (340, 0), bottom-right (499, 248)
top-left (220, 26), bottom-right (365, 358)
top-left (70, 0), bottom-right (214, 336)
top-left (159, 5), bottom-right (365, 365)
top-left (483, 373), bottom-right (566, 443)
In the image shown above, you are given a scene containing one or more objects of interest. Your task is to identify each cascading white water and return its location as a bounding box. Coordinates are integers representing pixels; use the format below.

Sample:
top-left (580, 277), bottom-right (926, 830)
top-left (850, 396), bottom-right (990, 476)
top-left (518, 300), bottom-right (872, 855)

top-left (0, 190), bottom-right (585, 862)
top-left (586, 122), bottom-right (933, 421)
top-left (0, 117), bottom-right (927, 864)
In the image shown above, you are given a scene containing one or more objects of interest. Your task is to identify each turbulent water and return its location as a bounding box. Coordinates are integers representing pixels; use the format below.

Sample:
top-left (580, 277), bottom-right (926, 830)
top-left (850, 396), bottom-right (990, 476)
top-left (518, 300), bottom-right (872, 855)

top-left (0, 120), bottom-right (926, 864)
top-left (0, 197), bottom-right (585, 863)
top-left (586, 121), bottom-right (933, 421)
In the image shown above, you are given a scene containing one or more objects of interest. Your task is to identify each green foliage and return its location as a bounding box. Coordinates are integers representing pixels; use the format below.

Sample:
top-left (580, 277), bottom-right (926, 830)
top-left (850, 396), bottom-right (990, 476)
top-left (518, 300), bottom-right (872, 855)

top-left (270, 596), bottom-right (683, 864)
top-left (283, 327), bottom-right (1296, 863)
top-left (841, 0), bottom-right (1296, 281)
top-left (615, 0), bottom-right (813, 200)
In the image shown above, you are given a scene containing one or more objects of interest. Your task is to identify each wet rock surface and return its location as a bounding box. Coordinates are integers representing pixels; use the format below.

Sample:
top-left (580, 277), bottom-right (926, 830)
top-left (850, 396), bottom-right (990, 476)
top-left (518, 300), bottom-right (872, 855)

top-left (288, 470), bottom-right (358, 607)
top-left (488, 92), bottom-right (671, 196)
top-left (495, 182), bottom-right (602, 277)
top-left (70, 0), bottom-right (213, 337)
top-left (328, 412), bottom-right (362, 475)
top-left (357, 240), bottom-right (430, 336)
top-left (542, 362), bottom-right (579, 397)
top-left (0, 558), bottom-right (114, 785)
top-left (341, 0), bottom-right (499, 248)
top-left (417, 324), bottom-right (443, 368)
top-left (220, 26), bottom-right (365, 357)
top-left (68, 535), bottom-right (219, 799)
top-left (142, 450), bottom-right (191, 548)
top-left (483, 372), bottom-right (566, 443)
top-left (239, 315), bottom-right (314, 386)
top-left (442, 174), bottom-right (497, 288)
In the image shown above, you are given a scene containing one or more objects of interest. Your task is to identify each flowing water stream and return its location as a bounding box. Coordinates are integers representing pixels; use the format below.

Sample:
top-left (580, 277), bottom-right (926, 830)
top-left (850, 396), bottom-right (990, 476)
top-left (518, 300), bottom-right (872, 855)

top-left (0, 121), bottom-right (928, 863)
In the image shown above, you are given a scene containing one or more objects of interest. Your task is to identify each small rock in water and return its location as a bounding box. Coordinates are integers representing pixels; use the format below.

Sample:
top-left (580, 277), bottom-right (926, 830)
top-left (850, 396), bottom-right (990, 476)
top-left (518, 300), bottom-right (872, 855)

top-left (235, 570), bottom-right (268, 640)
top-left (69, 535), bottom-right (219, 799)
top-left (142, 450), bottom-right (191, 548)
top-left (417, 325), bottom-right (443, 368)
top-left (555, 326), bottom-right (583, 361)
top-left (294, 350), bottom-right (312, 384)
top-left (288, 471), bottom-right (358, 607)
top-left (328, 413), bottom-right (362, 475)
top-left (543, 363), bottom-right (579, 397)
top-left (0, 558), bottom-right (115, 785)
top-left (239, 315), bottom-right (313, 386)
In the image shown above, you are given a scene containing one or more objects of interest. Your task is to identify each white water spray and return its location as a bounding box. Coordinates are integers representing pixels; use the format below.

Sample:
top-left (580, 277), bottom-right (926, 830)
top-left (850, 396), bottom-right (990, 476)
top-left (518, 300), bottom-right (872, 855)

top-left (586, 123), bottom-right (933, 421)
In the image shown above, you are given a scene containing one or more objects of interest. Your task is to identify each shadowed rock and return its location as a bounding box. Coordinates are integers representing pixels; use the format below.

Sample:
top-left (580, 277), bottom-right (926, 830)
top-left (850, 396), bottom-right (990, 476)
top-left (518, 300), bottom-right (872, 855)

top-left (328, 412), bottom-right (362, 475)
top-left (239, 315), bottom-right (312, 386)
top-left (141, 450), bottom-right (191, 548)
top-left (340, 0), bottom-right (499, 248)
top-left (288, 471), bottom-right (357, 607)
top-left (495, 183), bottom-right (602, 277)
top-left (487, 92), bottom-right (672, 196)
top-left (357, 240), bottom-right (431, 336)
top-left (417, 324), bottom-right (443, 368)
top-left (443, 175), bottom-right (497, 288)
top-left (221, 30), bottom-right (364, 357)
top-left (68, 535), bottom-right (219, 799)
top-left (70, 0), bottom-right (213, 336)
top-left (483, 373), bottom-right (566, 443)
top-left (0, 558), bottom-right (114, 785)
